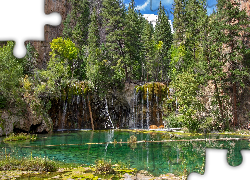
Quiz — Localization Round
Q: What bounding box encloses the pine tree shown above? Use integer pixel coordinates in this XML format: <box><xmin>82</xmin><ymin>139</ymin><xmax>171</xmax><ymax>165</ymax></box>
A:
<box><xmin>124</xmin><ymin>0</ymin><xmax>144</xmax><ymax>81</ymax></box>
<box><xmin>101</xmin><ymin>0</ymin><xmax>126</xmax><ymax>86</ymax></box>
<box><xmin>63</xmin><ymin>0</ymin><xmax>91</xmax><ymax>46</ymax></box>
<box><xmin>86</xmin><ymin>7</ymin><xmax>110</xmax><ymax>95</ymax></box>
<box><xmin>172</xmin><ymin>0</ymin><xmax>186</xmax><ymax>45</ymax></box>
<box><xmin>212</xmin><ymin>0</ymin><xmax>250</xmax><ymax>128</ymax></box>
<box><xmin>154</xmin><ymin>1</ymin><xmax>173</xmax><ymax>81</ymax></box>
<box><xmin>141</xmin><ymin>20</ymin><xmax>155</xmax><ymax>82</ymax></box>
<box><xmin>88</xmin><ymin>8</ymin><xmax>100</xmax><ymax>55</ymax></box>
<box><xmin>62</xmin><ymin>0</ymin><xmax>91</xmax><ymax>80</ymax></box>
<box><xmin>170</xmin><ymin>0</ymin><xmax>209</xmax><ymax>132</ymax></box>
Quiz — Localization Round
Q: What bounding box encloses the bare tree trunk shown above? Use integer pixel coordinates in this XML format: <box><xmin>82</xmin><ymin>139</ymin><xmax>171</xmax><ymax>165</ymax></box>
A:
<box><xmin>87</xmin><ymin>95</ymin><xmax>94</xmax><ymax>130</ymax></box>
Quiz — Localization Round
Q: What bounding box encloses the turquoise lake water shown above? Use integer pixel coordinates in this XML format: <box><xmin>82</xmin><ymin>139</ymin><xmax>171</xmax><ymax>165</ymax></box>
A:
<box><xmin>0</xmin><ymin>130</ymin><xmax>249</xmax><ymax>176</ymax></box>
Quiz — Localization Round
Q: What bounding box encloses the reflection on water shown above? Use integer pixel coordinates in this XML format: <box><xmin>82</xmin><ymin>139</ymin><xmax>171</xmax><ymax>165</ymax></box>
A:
<box><xmin>0</xmin><ymin>130</ymin><xmax>249</xmax><ymax>176</ymax></box>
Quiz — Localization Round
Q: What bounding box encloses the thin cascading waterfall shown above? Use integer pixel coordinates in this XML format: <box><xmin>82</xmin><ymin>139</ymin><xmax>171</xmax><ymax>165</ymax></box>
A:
<box><xmin>82</xmin><ymin>96</ymin><xmax>85</xmax><ymax>120</ymax></box>
<box><xmin>73</xmin><ymin>95</ymin><xmax>80</xmax><ymax>129</ymax></box>
<box><xmin>146</xmin><ymin>88</ymin><xmax>149</xmax><ymax>129</ymax></box>
<box><xmin>130</xmin><ymin>90</ymin><xmax>135</xmax><ymax>128</ymax></box>
<box><xmin>135</xmin><ymin>88</ymin><xmax>138</xmax><ymax>128</ymax></box>
<box><xmin>156</xmin><ymin>95</ymin><xmax>159</xmax><ymax>124</ymax></box>
<box><xmin>62</xmin><ymin>100</ymin><xmax>67</xmax><ymax>129</ymax></box>
<box><xmin>105</xmin><ymin>97</ymin><xmax>114</xmax><ymax>129</ymax></box>
<box><xmin>131</xmin><ymin>89</ymin><xmax>137</xmax><ymax>128</ymax></box>
<box><xmin>77</xmin><ymin>95</ymin><xmax>80</xmax><ymax>105</ymax></box>
<box><xmin>71</xmin><ymin>95</ymin><xmax>75</xmax><ymax>105</ymax></box>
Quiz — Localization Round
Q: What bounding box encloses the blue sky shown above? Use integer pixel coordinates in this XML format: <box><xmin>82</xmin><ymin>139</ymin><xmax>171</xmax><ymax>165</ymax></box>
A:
<box><xmin>124</xmin><ymin>0</ymin><xmax>218</xmax><ymax>20</ymax></box>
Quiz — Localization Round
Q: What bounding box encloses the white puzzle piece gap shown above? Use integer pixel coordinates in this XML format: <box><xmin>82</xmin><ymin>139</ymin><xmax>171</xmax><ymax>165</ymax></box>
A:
<box><xmin>188</xmin><ymin>148</ymin><xmax>249</xmax><ymax>180</ymax></box>
<box><xmin>0</xmin><ymin>0</ymin><xmax>61</xmax><ymax>58</ymax></box>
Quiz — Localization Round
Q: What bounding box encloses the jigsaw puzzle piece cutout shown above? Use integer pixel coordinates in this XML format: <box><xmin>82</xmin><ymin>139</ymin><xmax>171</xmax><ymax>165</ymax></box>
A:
<box><xmin>227</xmin><ymin>144</ymin><xmax>243</xmax><ymax>167</ymax></box>
<box><xmin>0</xmin><ymin>0</ymin><xmax>61</xmax><ymax>58</ymax></box>
<box><xmin>188</xmin><ymin>148</ymin><xmax>249</xmax><ymax>180</ymax></box>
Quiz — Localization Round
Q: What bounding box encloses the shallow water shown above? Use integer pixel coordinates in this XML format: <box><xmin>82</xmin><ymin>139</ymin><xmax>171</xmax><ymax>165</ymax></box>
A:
<box><xmin>0</xmin><ymin>130</ymin><xmax>249</xmax><ymax>176</ymax></box>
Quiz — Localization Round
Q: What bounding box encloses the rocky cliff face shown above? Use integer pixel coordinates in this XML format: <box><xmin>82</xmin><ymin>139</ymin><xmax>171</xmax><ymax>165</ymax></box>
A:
<box><xmin>0</xmin><ymin>107</ymin><xmax>53</xmax><ymax>136</ymax></box>
<box><xmin>30</xmin><ymin>0</ymin><xmax>70</xmax><ymax>69</ymax></box>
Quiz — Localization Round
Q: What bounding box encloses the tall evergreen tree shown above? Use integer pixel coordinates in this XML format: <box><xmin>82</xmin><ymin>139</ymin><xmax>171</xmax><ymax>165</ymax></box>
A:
<box><xmin>62</xmin><ymin>0</ymin><xmax>91</xmax><ymax>80</ymax></box>
<box><xmin>124</xmin><ymin>0</ymin><xmax>144</xmax><ymax>81</ymax></box>
<box><xmin>154</xmin><ymin>1</ymin><xmax>173</xmax><ymax>81</ymax></box>
<box><xmin>213</xmin><ymin>0</ymin><xmax>250</xmax><ymax>128</ymax></box>
<box><xmin>63</xmin><ymin>0</ymin><xmax>90</xmax><ymax>46</ymax></box>
<box><xmin>141</xmin><ymin>20</ymin><xmax>155</xmax><ymax>82</ymax></box>
<box><xmin>172</xmin><ymin>0</ymin><xmax>186</xmax><ymax>45</ymax></box>
<box><xmin>170</xmin><ymin>0</ymin><xmax>209</xmax><ymax>132</ymax></box>
<box><xmin>101</xmin><ymin>0</ymin><xmax>126</xmax><ymax>87</ymax></box>
<box><xmin>86</xmin><ymin>7</ymin><xmax>112</xmax><ymax>95</ymax></box>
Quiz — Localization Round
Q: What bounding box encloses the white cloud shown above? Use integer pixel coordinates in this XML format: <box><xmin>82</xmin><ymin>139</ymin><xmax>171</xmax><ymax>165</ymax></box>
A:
<box><xmin>135</xmin><ymin>0</ymin><xmax>150</xmax><ymax>11</ymax></box>
<box><xmin>161</xmin><ymin>0</ymin><xmax>174</xmax><ymax>6</ymax></box>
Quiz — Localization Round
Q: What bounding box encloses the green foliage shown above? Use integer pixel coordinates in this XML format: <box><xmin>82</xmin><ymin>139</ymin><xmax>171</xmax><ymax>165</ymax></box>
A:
<box><xmin>50</xmin><ymin>37</ymin><xmax>79</xmax><ymax>61</ymax></box>
<box><xmin>62</xmin><ymin>0</ymin><xmax>90</xmax><ymax>80</ymax></box>
<box><xmin>124</xmin><ymin>0</ymin><xmax>144</xmax><ymax>80</ymax></box>
<box><xmin>163</xmin><ymin>113</ymin><xmax>183</xmax><ymax>128</ymax></box>
<box><xmin>63</xmin><ymin>0</ymin><xmax>90</xmax><ymax>46</ymax></box>
<box><xmin>141</xmin><ymin>21</ymin><xmax>155</xmax><ymax>82</ymax></box>
<box><xmin>3</xmin><ymin>133</ymin><xmax>37</xmax><ymax>142</ymax></box>
<box><xmin>36</xmin><ymin>37</ymin><xmax>79</xmax><ymax>97</ymax></box>
<box><xmin>95</xmin><ymin>159</ymin><xmax>115</xmax><ymax>174</ymax></box>
<box><xmin>127</xmin><ymin>135</ymin><xmax>137</xmax><ymax>143</ymax></box>
<box><xmin>170</xmin><ymin>0</ymin><xmax>250</xmax><ymax>132</ymax></box>
<box><xmin>0</xmin><ymin>42</ymin><xmax>24</xmax><ymax>107</ymax></box>
<box><xmin>86</xmin><ymin>0</ymin><xmax>127</xmax><ymax>94</ymax></box>
<box><xmin>23</xmin><ymin>42</ymin><xmax>38</xmax><ymax>75</ymax></box>
<box><xmin>154</xmin><ymin>1</ymin><xmax>173</xmax><ymax>81</ymax></box>
<box><xmin>170</xmin><ymin>0</ymin><xmax>210</xmax><ymax>132</ymax></box>
<box><xmin>0</xmin><ymin>95</ymin><xmax>7</xmax><ymax>109</ymax></box>
<box><xmin>198</xmin><ymin>117</ymin><xmax>216</xmax><ymax>133</ymax></box>
<box><xmin>0</xmin><ymin>155</ymin><xmax>58</xmax><ymax>172</ymax></box>
<box><xmin>172</xmin><ymin>0</ymin><xmax>186</xmax><ymax>44</ymax></box>
<box><xmin>101</xmin><ymin>0</ymin><xmax>126</xmax><ymax>84</ymax></box>
<box><xmin>86</xmin><ymin>8</ymin><xmax>120</xmax><ymax>95</ymax></box>
<box><xmin>243</xmin><ymin>48</ymin><xmax>250</xmax><ymax>69</ymax></box>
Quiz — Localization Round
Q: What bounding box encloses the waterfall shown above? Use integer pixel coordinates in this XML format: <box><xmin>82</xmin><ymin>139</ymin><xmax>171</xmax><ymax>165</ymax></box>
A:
<box><xmin>62</xmin><ymin>100</ymin><xmax>67</xmax><ymax>129</ymax></box>
<box><xmin>135</xmin><ymin>89</ymin><xmax>138</xmax><ymax>128</ymax></box>
<box><xmin>133</xmin><ymin>89</ymin><xmax>138</xmax><ymax>128</ymax></box>
<box><xmin>146</xmin><ymin>88</ymin><xmax>149</xmax><ymax>129</ymax></box>
<box><xmin>131</xmin><ymin>92</ymin><xmax>134</xmax><ymax>128</ymax></box>
<box><xmin>156</xmin><ymin>95</ymin><xmax>159</xmax><ymax>124</ymax></box>
<box><xmin>71</xmin><ymin>95</ymin><xmax>75</xmax><ymax>105</ymax></box>
<box><xmin>82</xmin><ymin>96</ymin><xmax>85</xmax><ymax>120</ymax></box>
<box><xmin>77</xmin><ymin>95</ymin><xmax>80</xmax><ymax>105</ymax></box>
<box><xmin>105</xmin><ymin>97</ymin><xmax>114</xmax><ymax>129</ymax></box>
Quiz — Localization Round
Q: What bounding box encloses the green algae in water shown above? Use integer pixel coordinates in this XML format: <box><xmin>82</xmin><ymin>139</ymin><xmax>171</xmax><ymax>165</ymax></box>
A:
<box><xmin>0</xmin><ymin>130</ymin><xmax>249</xmax><ymax>176</ymax></box>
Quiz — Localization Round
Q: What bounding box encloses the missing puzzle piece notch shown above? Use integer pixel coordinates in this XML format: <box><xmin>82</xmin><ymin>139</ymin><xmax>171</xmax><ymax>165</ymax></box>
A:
<box><xmin>188</xmin><ymin>148</ymin><xmax>249</xmax><ymax>180</ymax></box>
<box><xmin>0</xmin><ymin>0</ymin><xmax>61</xmax><ymax>58</ymax></box>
